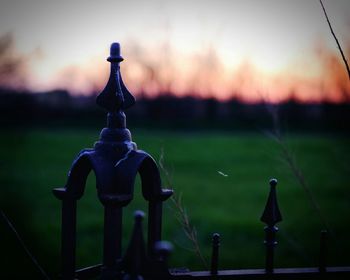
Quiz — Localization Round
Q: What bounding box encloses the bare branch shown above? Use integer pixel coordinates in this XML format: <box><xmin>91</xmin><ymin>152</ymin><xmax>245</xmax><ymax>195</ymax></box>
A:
<box><xmin>319</xmin><ymin>0</ymin><xmax>350</xmax><ymax>80</ymax></box>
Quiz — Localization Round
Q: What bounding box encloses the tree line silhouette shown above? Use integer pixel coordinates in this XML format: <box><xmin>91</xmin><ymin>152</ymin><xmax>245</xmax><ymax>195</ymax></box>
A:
<box><xmin>1</xmin><ymin>88</ymin><xmax>350</xmax><ymax>133</ymax></box>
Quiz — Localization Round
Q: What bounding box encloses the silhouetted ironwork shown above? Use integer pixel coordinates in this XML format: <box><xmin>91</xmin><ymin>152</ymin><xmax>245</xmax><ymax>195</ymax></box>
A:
<box><xmin>53</xmin><ymin>42</ymin><xmax>172</xmax><ymax>280</ymax></box>
<box><xmin>210</xmin><ymin>233</ymin><xmax>220</xmax><ymax>275</ymax></box>
<box><xmin>53</xmin><ymin>43</ymin><xmax>350</xmax><ymax>280</ymax></box>
<box><xmin>122</xmin><ymin>211</ymin><xmax>173</xmax><ymax>280</ymax></box>
<box><xmin>260</xmin><ymin>178</ymin><xmax>282</xmax><ymax>273</ymax></box>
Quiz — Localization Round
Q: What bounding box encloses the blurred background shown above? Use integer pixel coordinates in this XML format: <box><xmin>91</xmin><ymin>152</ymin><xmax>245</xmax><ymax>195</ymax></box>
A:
<box><xmin>0</xmin><ymin>0</ymin><xmax>349</xmax><ymax>278</ymax></box>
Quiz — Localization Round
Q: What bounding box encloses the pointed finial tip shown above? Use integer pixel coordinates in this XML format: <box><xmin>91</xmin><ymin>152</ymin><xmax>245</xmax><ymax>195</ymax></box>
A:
<box><xmin>212</xmin><ymin>233</ymin><xmax>220</xmax><ymax>246</ymax></box>
<box><xmin>107</xmin><ymin>42</ymin><xmax>124</xmax><ymax>62</ymax></box>
<box><xmin>269</xmin><ymin>178</ymin><xmax>278</xmax><ymax>187</ymax></box>
<box><xmin>134</xmin><ymin>210</ymin><xmax>145</xmax><ymax>221</ymax></box>
<box><xmin>212</xmin><ymin>233</ymin><xmax>220</xmax><ymax>241</ymax></box>
<box><xmin>155</xmin><ymin>241</ymin><xmax>173</xmax><ymax>253</ymax></box>
<box><xmin>261</xmin><ymin>178</ymin><xmax>282</xmax><ymax>225</ymax></box>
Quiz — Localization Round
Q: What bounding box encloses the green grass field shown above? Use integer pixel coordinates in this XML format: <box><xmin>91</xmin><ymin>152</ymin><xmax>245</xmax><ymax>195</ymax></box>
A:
<box><xmin>0</xmin><ymin>128</ymin><xmax>349</xmax><ymax>278</ymax></box>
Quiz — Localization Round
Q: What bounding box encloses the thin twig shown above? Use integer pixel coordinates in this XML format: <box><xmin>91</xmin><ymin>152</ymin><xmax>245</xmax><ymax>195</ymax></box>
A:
<box><xmin>0</xmin><ymin>210</ymin><xmax>50</xmax><ymax>280</ymax></box>
<box><xmin>264</xmin><ymin>103</ymin><xmax>330</xmax><ymax>232</ymax></box>
<box><xmin>270</xmin><ymin>133</ymin><xmax>330</xmax><ymax>232</ymax></box>
<box><xmin>159</xmin><ymin>149</ymin><xmax>208</xmax><ymax>269</ymax></box>
<box><xmin>319</xmin><ymin>0</ymin><xmax>350</xmax><ymax>80</ymax></box>
<box><xmin>169</xmin><ymin>194</ymin><xmax>208</xmax><ymax>269</ymax></box>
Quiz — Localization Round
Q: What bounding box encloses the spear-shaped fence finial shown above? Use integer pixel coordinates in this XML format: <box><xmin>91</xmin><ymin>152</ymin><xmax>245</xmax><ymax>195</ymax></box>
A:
<box><xmin>260</xmin><ymin>178</ymin><xmax>282</xmax><ymax>273</ymax></box>
<box><xmin>261</xmin><ymin>179</ymin><xmax>282</xmax><ymax>226</ymax></box>
<box><xmin>122</xmin><ymin>211</ymin><xmax>147</xmax><ymax>280</ymax></box>
<box><xmin>96</xmin><ymin>42</ymin><xmax>135</xmax><ymax>128</ymax></box>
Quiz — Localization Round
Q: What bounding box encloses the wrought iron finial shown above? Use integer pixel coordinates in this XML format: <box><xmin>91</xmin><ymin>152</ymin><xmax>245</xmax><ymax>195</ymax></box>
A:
<box><xmin>107</xmin><ymin>42</ymin><xmax>124</xmax><ymax>63</ymax></box>
<box><xmin>154</xmin><ymin>241</ymin><xmax>173</xmax><ymax>262</ymax></box>
<box><xmin>54</xmin><ymin>43</ymin><xmax>173</xmax><ymax>279</ymax></box>
<box><xmin>153</xmin><ymin>241</ymin><xmax>173</xmax><ymax>277</ymax></box>
<box><xmin>261</xmin><ymin>178</ymin><xmax>282</xmax><ymax>274</ymax></box>
<box><xmin>96</xmin><ymin>42</ymin><xmax>135</xmax><ymax>113</ymax></box>
<box><xmin>122</xmin><ymin>211</ymin><xmax>146</xmax><ymax>280</ymax></box>
<box><xmin>260</xmin><ymin>179</ymin><xmax>282</xmax><ymax>226</ymax></box>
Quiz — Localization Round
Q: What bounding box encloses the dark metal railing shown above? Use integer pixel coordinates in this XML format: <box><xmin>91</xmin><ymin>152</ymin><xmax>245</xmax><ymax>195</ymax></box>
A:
<box><xmin>53</xmin><ymin>42</ymin><xmax>350</xmax><ymax>280</ymax></box>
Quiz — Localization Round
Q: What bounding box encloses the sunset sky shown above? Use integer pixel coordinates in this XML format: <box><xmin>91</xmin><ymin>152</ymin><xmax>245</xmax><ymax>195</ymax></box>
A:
<box><xmin>0</xmin><ymin>0</ymin><xmax>349</xmax><ymax>102</ymax></box>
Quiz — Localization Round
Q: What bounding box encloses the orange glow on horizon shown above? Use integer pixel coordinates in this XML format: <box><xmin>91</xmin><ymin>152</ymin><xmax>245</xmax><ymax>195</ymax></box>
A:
<box><xmin>41</xmin><ymin>40</ymin><xmax>349</xmax><ymax>104</ymax></box>
<box><xmin>1</xmin><ymin>36</ymin><xmax>349</xmax><ymax>103</ymax></box>
<box><xmin>1</xmin><ymin>0</ymin><xmax>349</xmax><ymax>103</ymax></box>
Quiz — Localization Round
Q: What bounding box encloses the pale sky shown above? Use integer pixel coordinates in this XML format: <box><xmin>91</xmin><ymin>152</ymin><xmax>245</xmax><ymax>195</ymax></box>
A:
<box><xmin>0</xmin><ymin>0</ymin><xmax>349</xmax><ymax>102</ymax></box>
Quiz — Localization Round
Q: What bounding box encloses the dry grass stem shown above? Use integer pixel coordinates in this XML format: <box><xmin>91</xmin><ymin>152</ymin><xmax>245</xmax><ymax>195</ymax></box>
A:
<box><xmin>265</xmin><ymin>104</ymin><xmax>330</xmax><ymax>232</ymax></box>
<box><xmin>270</xmin><ymin>132</ymin><xmax>330</xmax><ymax>232</ymax></box>
<box><xmin>159</xmin><ymin>148</ymin><xmax>208</xmax><ymax>269</ymax></box>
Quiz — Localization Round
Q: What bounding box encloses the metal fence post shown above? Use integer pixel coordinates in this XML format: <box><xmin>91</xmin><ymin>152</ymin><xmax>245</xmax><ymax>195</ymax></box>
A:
<box><xmin>53</xmin><ymin>188</ymin><xmax>77</xmax><ymax>280</ymax></box>
<box><xmin>210</xmin><ymin>233</ymin><xmax>220</xmax><ymax>275</ymax></box>
<box><xmin>148</xmin><ymin>201</ymin><xmax>163</xmax><ymax>257</ymax></box>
